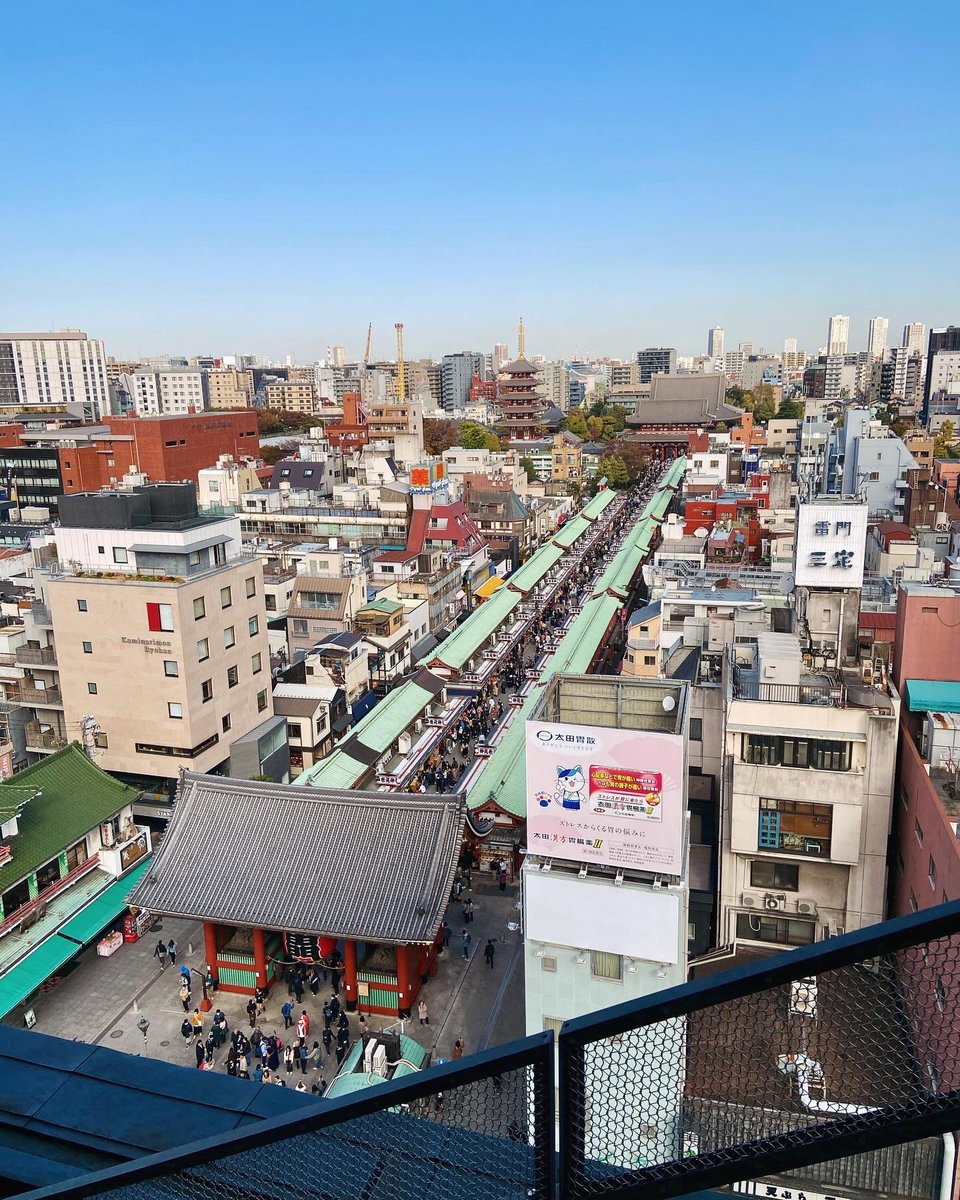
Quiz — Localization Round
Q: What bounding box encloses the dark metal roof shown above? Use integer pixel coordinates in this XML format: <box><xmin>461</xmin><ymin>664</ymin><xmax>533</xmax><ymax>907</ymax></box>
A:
<box><xmin>130</xmin><ymin>773</ymin><xmax>466</xmax><ymax>945</ymax></box>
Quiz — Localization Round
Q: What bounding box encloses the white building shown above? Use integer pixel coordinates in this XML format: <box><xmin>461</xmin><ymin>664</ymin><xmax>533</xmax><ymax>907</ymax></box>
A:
<box><xmin>902</xmin><ymin>322</ymin><xmax>926</xmax><ymax>354</ymax></box>
<box><xmin>707</xmin><ymin>326</ymin><xmax>724</xmax><ymax>359</ymax></box>
<box><xmin>866</xmin><ymin>316</ymin><xmax>888</xmax><ymax>359</ymax></box>
<box><xmin>0</xmin><ymin>330</ymin><xmax>110</xmax><ymax>420</ymax></box>
<box><xmin>493</xmin><ymin>343</ymin><xmax>509</xmax><ymax>371</ymax></box>
<box><xmin>827</xmin><ymin>314</ymin><xmax>850</xmax><ymax>356</ymax></box>
<box><xmin>197</xmin><ymin>455</ymin><xmax>263</xmax><ymax>509</ymax></box>
<box><xmin>122</xmin><ymin>367</ymin><xmax>204</xmax><ymax>416</ymax></box>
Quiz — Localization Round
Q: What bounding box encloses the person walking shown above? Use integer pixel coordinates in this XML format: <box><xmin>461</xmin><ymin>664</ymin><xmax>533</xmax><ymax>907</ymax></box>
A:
<box><xmin>418</xmin><ymin>999</ymin><xmax>429</xmax><ymax>1026</ymax></box>
<box><xmin>281</xmin><ymin>1000</ymin><xmax>294</xmax><ymax>1029</ymax></box>
<box><xmin>167</xmin><ymin>938</ymin><xmax>178</xmax><ymax>966</ymax></box>
<box><xmin>322</xmin><ymin>1026</ymin><xmax>333</xmax><ymax>1057</ymax></box>
<box><xmin>442</xmin><ymin>921</ymin><xmax>451</xmax><ymax>949</ymax></box>
<box><xmin>300</xmin><ymin>1010</ymin><xmax>311</xmax><ymax>1037</ymax></box>
<box><xmin>484</xmin><ymin>939</ymin><xmax>496</xmax><ymax>969</ymax></box>
<box><xmin>461</xmin><ymin>930</ymin><xmax>471</xmax><ymax>960</ymax></box>
<box><xmin>308</xmin><ymin>1040</ymin><xmax>322</xmax><ymax>1070</ymax></box>
<box><xmin>179</xmin><ymin>981</ymin><xmax>191</xmax><ymax>1012</ymax></box>
<box><xmin>323</xmin><ymin>1000</ymin><xmax>333</xmax><ymax>1030</ymax></box>
<box><xmin>283</xmin><ymin>1044</ymin><xmax>295</xmax><ymax>1074</ymax></box>
<box><xmin>180</xmin><ymin>1017</ymin><xmax>192</xmax><ymax>1048</ymax></box>
<box><xmin>190</xmin><ymin>1008</ymin><xmax>203</xmax><ymax>1038</ymax></box>
<box><xmin>246</xmin><ymin>997</ymin><xmax>258</xmax><ymax>1028</ymax></box>
<box><xmin>498</xmin><ymin>864</ymin><xmax>508</xmax><ymax>892</ymax></box>
<box><xmin>462</xmin><ymin>897</ymin><xmax>474</xmax><ymax>924</ymax></box>
<box><xmin>452</xmin><ymin>1038</ymin><xmax>464</xmax><ymax>1060</ymax></box>
<box><xmin>153</xmin><ymin>938</ymin><xmax>168</xmax><ymax>970</ymax></box>
<box><xmin>195</xmin><ymin>1038</ymin><xmax>205</xmax><ymax>1069</ymax></box>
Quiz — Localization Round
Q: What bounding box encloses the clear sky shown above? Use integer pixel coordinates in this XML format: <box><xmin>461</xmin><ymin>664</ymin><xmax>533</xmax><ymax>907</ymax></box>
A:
<box><xmin>2</xmin><ymin>0</ymin><xmax>957</xmax><ymax>363</ymax></box>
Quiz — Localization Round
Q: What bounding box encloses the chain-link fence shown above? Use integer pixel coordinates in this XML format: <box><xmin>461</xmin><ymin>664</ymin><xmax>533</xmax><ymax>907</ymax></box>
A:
<box><xmin>559</xmin><ymin>902</ymin><xmax>960</xmax><ymax>1200</ymax></box>
<box><xmin>34</xmin><ymin>1033</ymin><xmax>554</xmax><ymax>1200</ymax></box>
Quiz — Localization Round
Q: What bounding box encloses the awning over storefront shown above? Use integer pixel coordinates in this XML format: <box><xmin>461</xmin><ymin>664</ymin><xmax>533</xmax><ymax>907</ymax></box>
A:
<box><xmin>58</xmin><ymin>859</ymin><xmax>151</xmax><ymax>946</ymax></box>
<box><xmin>474</xmin><ymin>574</ymin><xmax>504</xmax><ymax>600</ymax></box>
<box><xmin>905</xmin><ymin>679</ymin><xmax>960</xmax><ymax>713</ymax></box>
<box><xmin>0</xmin><ymin>935</ymin><xmax>77</xmax><ymax>1018</ymax></box>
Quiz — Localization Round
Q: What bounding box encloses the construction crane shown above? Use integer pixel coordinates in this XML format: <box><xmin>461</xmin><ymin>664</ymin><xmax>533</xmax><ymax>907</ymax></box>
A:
<box><xmin>395</xmin><ymin>322</ymin><xmax>406</xmax><ymax>402</ymax></box>
<box><xmin>363</xmin><ymin>323</ymin><xmax>372</xmax><ymax>365</ymax></box>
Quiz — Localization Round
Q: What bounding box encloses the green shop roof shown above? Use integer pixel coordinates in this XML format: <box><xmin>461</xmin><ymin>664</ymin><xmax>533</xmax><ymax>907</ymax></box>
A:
<box><xmin>0</xmin><ymin>744</ymin><xmax>139</xmax><ymax>895</ymax></box>
<box><xmin>358</xmin><ymin>598</ymin><xmax>404</xmax><ymax>617</ymax></box>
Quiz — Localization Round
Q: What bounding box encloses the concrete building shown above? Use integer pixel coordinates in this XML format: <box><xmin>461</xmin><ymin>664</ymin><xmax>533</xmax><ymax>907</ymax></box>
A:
<box><xmin>635</xmin><ymin>347</ymin><xmax>676</xmax><ymax>383</ymax></box>
<box><xmin>493</xmin><ymin>343</ymin><xmax>509</xmax><ymax>371</ymax></box>
<box><xmin>286</xmin><ymin>571</ymin><xmax>368</xmax><ymax>661</ymax></box>
<box><xmin>0</xmin><ymin>330</ymin><xmax>110</xmax><ymax>421</ymax></box>
<box><xmin>720</xmin><ymin>630</ymin><xmax>899</xmax><ymax>948</ymax></box>
<box><xmin>263</xmin><ymin>379</ymin><xmax>317</xmax><ymax>415</ymax></box>
<box><xmin>723</xmin><ymin>350</ymin><xmax>745</xmax><ymax>382</ymax></box>
<box><xmin>271</xmin><ymin>681</ymin><xmax>347</xmax><ymax>771</ymax></box>
<box><xmin>26</xmin><ymin>483</ymin><xmax>280</xmax><ymax>786</ymax></box>
<box><xmin>838</xmin><ymin>409</ymin><xmax>918</xmax><ymax>517</ymax></box>
<box><xmin>890</xmin><ymin>346</ymin><xmax>925</xmax><ymax>408</ymax></box>
<box><xmin>204</xmin><ymin>367</ymin><xmax>255</xmax><ymax>409</ymax></box>
<box><xmin>122</xmin><ymin>368</ymin><xmax>204</xmax><ymax>417</ymax></box>
<box><xmin>440</xmin><ymin>352</ymin><xmax>482</xmax><ymax>412</ymax></box>
<box><xmin>827</xmin><ymin>314</ymin><xmax>850</xmax><ymax>356</ymax></box>
<box><xmin>867</xmin><ymin>316</ymin><xmax>889</xmax><ymax>359</ymax></box>
<box><xmin>197</xmin><ymin>455</ymin><xmax>263</xmax><ymax>510</ymax></box>
<box><xmin>924</xmin><ymin>326</ymin><xmax>960</xmax><ymax>420</ymax></box>
<box><xmin>903</xmin><ymin>322</ymin><xmax>926</xmax><ymax>354</ymax></box>
<box><xmin>707</xmin><ymin>327</ymin><xmax>724</xmax><ymax>359</ymax></box>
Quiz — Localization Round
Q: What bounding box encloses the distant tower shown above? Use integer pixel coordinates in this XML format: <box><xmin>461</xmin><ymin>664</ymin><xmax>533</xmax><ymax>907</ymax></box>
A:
<box><xmin>867</xmin><ymin>316</ymin><xmax>889</xmax><ymax>359</ymax></box>
<box><xmin>827</xmin><ymin>315</ymin><xmax>850</xmax><ymax>356</ymax></box>
<box><xmin>707</xmin><ymin>326</ymin><xmax>724</xmax><ymax>359</ymax></box>
<box><xmin>783</xmin><ymin>337</ymin><xmax>798</xmax><ymax>355</ymax></box>
<box><xmin>903</xmin><ymin>322</ymin><xmax>926</xmax><ymax>353</ymax></box>
<box><xmin>493</xmin><ymin>343</ymin><xmax>509</xmax><ymax>371</ymax></box>
<box><xmin>517</xmin><ymin>317</ymin><xmax>526</xmax><ymax>359</ymax></box>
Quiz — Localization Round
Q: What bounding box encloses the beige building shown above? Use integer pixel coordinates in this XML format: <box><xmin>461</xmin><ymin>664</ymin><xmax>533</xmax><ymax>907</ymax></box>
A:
<box><xmin>550</xmin><ymin>432</ymin><xmax>583</xmax><ymax>485</ymax></box>
<box><xmin>263</xmin><ymin>380</ymin><xmax>317</xmax><ymax>414</ymax></box>
<box><xmin>621</xmin><ymin>600</ymin><xmax>662</xmax><ymax>677</ymax></box>
<box><xmin>26</xmin><ymin>484</ymin><xmax>279</xmax><ymax>783</ymax></box>
<box><xmin>204</xmin><ymin>367</ymin><xmax>255</xmax><ymax>409</ymax></box>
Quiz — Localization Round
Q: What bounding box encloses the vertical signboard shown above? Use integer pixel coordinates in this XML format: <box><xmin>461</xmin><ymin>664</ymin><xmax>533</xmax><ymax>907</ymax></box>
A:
<box><xmin>794</xmin><ymin>503</ymin><xmax>868</xmax><ymax>588</ymax></box>
<box><xmin>525</xmin><ymin>720</ymin><xmax>685</xmax><ymax>873</ymax></box>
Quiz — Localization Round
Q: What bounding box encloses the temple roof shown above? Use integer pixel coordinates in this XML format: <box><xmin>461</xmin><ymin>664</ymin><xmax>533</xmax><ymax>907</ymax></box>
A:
<box><xmin>130</xmin><ymin>773</ymin><xmax>466</xmax><ymax>945</ymax></box>
<box><xmin>500</xmin><ymin>356</ymin><xmax>540</xmax><ymax>375</ymax></box>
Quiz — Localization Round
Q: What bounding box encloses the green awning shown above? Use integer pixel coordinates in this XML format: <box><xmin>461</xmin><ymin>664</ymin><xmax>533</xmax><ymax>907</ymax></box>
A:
<box><xmin>58</xmin><ymin>859</ymin><xmax>152</xmax><ymax>946</ymax></box>
<box><xmin>905</xmin><ymin>679</ymin><xmax>960</xmax><ymax>713</ymax></box>
<box><xmin>0</xmin><ymin>934</ymin><xmax>78</xmax><ymax>1017</ymax></box>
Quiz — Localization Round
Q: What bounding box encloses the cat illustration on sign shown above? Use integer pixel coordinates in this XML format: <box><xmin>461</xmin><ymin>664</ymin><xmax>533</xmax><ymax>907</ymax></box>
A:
<box><xmin>552</xmin><ymin>765</ymin><xmax>586</xmax><ymax>810</ymax></box>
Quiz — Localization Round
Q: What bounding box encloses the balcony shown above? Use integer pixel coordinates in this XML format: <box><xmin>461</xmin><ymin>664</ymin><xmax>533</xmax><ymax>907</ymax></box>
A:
<box><xmin>22</xmin><ymin>685</ymin><xmax>62</xmax><ymax>706</ymax></box>
<box><xmin>24</xmin><ymin>721</ymin><xmax>67</xmax><ymax>752</ymax></box>
<box><xmin>732</xmin><ymin>675</ymin><xmax>847</xmax><ymax>707</ymax></box>
<box><xmin>31</xmin><ymin>600</ymin><xmax>52</xmax><ymax>626</ymax></box>
<box><xmin>16</xmin><ymin>645</ymin><xmax>57</xmax><ymax>667</ymax></box>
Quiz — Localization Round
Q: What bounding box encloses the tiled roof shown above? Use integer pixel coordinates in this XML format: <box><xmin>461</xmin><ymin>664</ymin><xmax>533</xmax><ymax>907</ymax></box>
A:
<box><xmin>0</xmin><ymin>745</ymin><xmax>139</xmax><ymax>894</ymax></box>
<box><xmin>130</xmin><ymin>774</ymin><xmax>465</xmax><ymax>944</ymax></box>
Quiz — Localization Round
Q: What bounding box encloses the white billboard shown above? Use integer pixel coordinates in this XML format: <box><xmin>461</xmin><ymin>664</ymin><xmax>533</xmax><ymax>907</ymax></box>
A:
<box><xmin>794</xmin><ymin>502</ymin><xmax>868</xmax><ymax>588</ymax></box>
<box><xmin>525</xmin><ymin>719</ymin><xmax>685</xmax><ymax>874</ymax></box>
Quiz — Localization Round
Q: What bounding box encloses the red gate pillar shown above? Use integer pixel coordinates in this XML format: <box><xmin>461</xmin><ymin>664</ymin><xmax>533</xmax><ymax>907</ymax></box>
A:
<box><xmin>343</xmin><ymin>938</ymin><xmax>358</xmax><ymax>1010</ymax></box>
<box><xmin>396</xmin><ymin>944</ymin><xmax>412</xmax><ymax>1016</ymax></box>
<box><xmin>252</xmin><ymin>927</ymin><xmax>268</xmax><ymax>989</ymax></box>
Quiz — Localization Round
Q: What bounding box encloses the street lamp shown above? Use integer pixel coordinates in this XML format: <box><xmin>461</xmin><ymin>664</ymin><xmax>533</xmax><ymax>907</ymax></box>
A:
<box><xmin>137</xmin><ymin>1015</ymin><xmax>150</xmax><ymax>1054</ymax></box>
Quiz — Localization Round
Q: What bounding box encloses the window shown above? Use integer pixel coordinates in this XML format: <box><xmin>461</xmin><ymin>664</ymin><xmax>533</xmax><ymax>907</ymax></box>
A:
<box><xmin>909</xmin><ymin>890</ymin><xmax>918</xmax><ymax>913</ymax></box>
<box><xmin>257</xmin><ymin>688</ymin><xmax>268</xmax><ymax>712</ymax></box>
<box><xmin>741</xmin><ymin>733</ymin><xmax>851</xmax><ymax>772</ymax></box>
<box><xmin>227</xmin><ymin>665</ymin><xmax>238</xmax><ymax>688</ymax></box>
<box><xmin>288</xmin><ymin>722</ymin><xmax>302</xmax><ymax>739</ymax></box>
<box><xmin>245</xmin><ymin>576</ymin><xmax>257</xmax><ymax>598</ymax></box>
<box><xmin>77</xmin><ymin>599</ymin><xmax>87</xmax><ymax>612</ymax></box>
<box><xmin>36</xmin><ymin>858</ymin><xmax>63</xmax><ymax>891</ymax></box>
<box><xmin>929</xmin><ymin>856</ymin><xmax>938</xmax><ymax>890</ymax></box>
<box><xmin>591</xmin><ymin>951</ymin><xmax>622</xmax><ymax>982</ymax></box>
<box><xmin>265</xmin><ymin>595</ymin><xmax>277</xmax><ymax>612</ymax></box>
<box><xmin>197</xmin><ymin>637</ymin><xmax>209</xmax><ymax>662</ymax></box>
<box><xmin>163</xmin><ymin>660</ymin><xmax>179</xmax><ymax>677</ymax></box>
<box><xmin>251</xmin><ymin>652</ymin><xmax>262</xmax><ymax>675</ymax></box>
<box><xmin>248</xmin><ymin>616</ymin><xmax>259</xmax><ymax>636</ymax></box>
<box><xmin>168</xmin><ymin>702</ymin><xmax>183</xmax><ymax>719</ymax></box>
<box><xmin>112</xmin><ymin>546</ymin><xmax>128</xmax><ymax>564</ymax></box>
<box><xmin>220</xmin><ymin>586</ymin><xmax>232</xmax><ymax>609</ymax></box>
<box><xmin>201</xmin><ymin>679</ymin><xmax>213</xmax><ymax>703</ymax></box>
<box><xmin>224</xmin><ymin>626</ymin><xmax>236</xmax><ymax>649</ymax></box>
<box><xmin>222</xmin><ymin>714</ymin><xmax>231</xmax><ymax>733</ymax></box>
<box><xmin>292</xmin><ymin>619</ymin><xmax>308</xmax><ymax>636</ymax></box>
<box><xmin>915</xmin><ymin>819</ymin><xmax>924</xmax><ymax>845</ymax></box>
<box><xmin>189</xmin><ymin>550</ymin><xmax>202</xmax><ymax>567</ymax></box>
<box><xmin>750</xmin><ymin>860</ymin><xmax>799</xmax><ymax>891</ymax></box>
<box><xmin>689</xmin><ymin>717</ymin><xmax>703</xmax><ymax>742</ymax></box>
<box><xmin>194</xmin><ymin>597</ymin><xmax>206</xmax><ymax>620</ymax></box>
<box><xmin>82</xmin><ymin>641</ymin><xmax>92</xmax><ymax>654</ymax></box>
<box><xmin>65</xmin><ymin>838</ymin><xmax>88</xmax><ymax>872</ymax></box>
<box><xmin>758</xmin><ymin>798</ymin><xmax>832</xmax><ymax>856</ymax></box>
<box><xmin>93</xmin><ymin>732</ymin><xmax>108</xmax><ymax>749</ymax></box>
<box><xmin>643</xmin><ymin>654</ymin><xmax>656</xmax><ymax>666</ymax></box>
<box><xmin>300</xmin><ymin>590</ymin><xmax>339</xmax><ymax>609</ymax></box>
<box><xmin>735</xmin><ymin>913</ymin><xmax>816</xmax><ymax>946</ymax></box>
<box><xmin>146</xmin><ymin>602</ymin><xmax>174</xmax><ymax>632</ymax></box>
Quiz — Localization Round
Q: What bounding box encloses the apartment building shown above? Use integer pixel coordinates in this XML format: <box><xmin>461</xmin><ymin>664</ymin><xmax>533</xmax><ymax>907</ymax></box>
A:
<box><xmin>0</xmin><ymin>330</ymin><xmax>110</xmax><ymax>420</ymax></box>
<box><xmin>263</xmin><ymin>380</ymin><xmax>317</xmax><ymax>414</ymax></box>
<box><xmin>204</xmin><ymin>367</ymin><xmax>255</xmax><ymax>409</ymax></box>
<box><xmin>25</xmin><ymin>484</ymin><xmax>281</xmax><ymax>785</ymax></box>
<box><xmin>121</xmin><ymin>368</ymin><xmax>204</xmax><ymax>416</ymax></box>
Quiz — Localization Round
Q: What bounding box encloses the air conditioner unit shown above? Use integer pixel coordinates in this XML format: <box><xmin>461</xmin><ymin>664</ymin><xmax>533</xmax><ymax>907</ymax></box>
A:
<box><xmin>797</xmin><ymin>898</ymin><xmax>818</xmax><ymax>916</ymax></box>
<box><xmin>764</xmin><ymin>893</ymin><xmax>786</xmax><ymax>911</ymax></box>
<box><xmin>741</xmin><ymin>893</ymin><xmax>760</xmax><ymax>909</ymax></box>
<box><xmin>371</xmin><ymin>1044</ymin><xmax>388</xmax><ymax>1078</ymax></box>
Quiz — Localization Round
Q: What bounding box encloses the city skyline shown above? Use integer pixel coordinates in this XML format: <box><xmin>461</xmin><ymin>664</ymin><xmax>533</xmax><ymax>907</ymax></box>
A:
<box><xmin>2</xmin><ymin>1</ymin><xmax>958</xmax><ymax>361</ymax></box>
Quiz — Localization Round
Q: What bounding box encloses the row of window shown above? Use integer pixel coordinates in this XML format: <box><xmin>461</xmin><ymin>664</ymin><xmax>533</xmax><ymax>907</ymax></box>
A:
<box><xmin>741</xmin><ymin>734</ymin><xmax>852</xmax><ymax>772</ymax></box>
<box><xmin>758</xmin><ymin>798</ymin><xmax>832</xmax><ymax>857</ymax></box>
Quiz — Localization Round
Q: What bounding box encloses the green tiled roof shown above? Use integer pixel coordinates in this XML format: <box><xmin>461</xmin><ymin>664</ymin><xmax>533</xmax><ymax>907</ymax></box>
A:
<box><xmin>0</xmin><ymin>786</ymin><xmax>39</xmax><ymax>824</ymax></box>
<box><xmin>433</xmin><ymin>586</ymin><xmax>521</xmax><ymax>671</ymax></box>
<box><xmin>553</xmin><ymin>515</ymin><xmax>590</xmax><ymax>548</ymax></box>
<box><xmin>0</xmin><ymin>744</ymin><xmax>139</xmax><ymax>895</ymax></box>
<box><xmin>359</xmin><ymin>598</ymin><xmax>404</xmax><ymax>616</ymax></box>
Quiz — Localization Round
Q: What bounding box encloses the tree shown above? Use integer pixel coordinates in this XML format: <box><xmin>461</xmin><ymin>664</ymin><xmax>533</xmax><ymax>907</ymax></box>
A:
<box><xmin>458</xmin><ymin>421</ymin><xmax>490</xmax><ymax>449</ymax></box>
<box><xmin>565</xmin><ymin>407</ymin><xmax>590</xmax><ymax>440</ymax></box>
<box><xmin>609</xmin><ymin>438</ymin><xmax>650</xmax><ymax>482</ymax></box>
<box><xmin>934</xmin><ymin>420</ymin><xmax>959</xmax><ymax>460</ymax></box>
<box><xmin>519</xmin><ymin>455</ymin><xmax>538</xmax><ymax>482</ymax></box>
<box><xmin>596</xmin><ymin>455</ymin><xmax>631</xmax><ymax>488</ymax></box>
<box><xmin>423</xmin><ymin>417</ymin><xmax>459</xmax><ymax>456</ymax></box>
<box><xmin>776</xmin><ymin>397</ymin><xmax>805</xmax><ymax>419</ymax></box>
<box><xmin>725</xmin><ymin>386</ymin><xmax>745</xmax><ymax>406</ymax></box>
<box><xmin>259</xmin><ymin>439</ymin><xmax>301</xmax><ymax>465</ymax></box>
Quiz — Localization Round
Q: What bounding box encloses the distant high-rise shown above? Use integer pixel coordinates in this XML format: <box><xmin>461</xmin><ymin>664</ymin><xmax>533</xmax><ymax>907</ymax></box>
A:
<box><xmin>440</xmin><ymin>351</ymin><xmax>482</xmax><ymax>411</ymax></box>
<box><xmin>923</xmin><ymin>326</ymin><xmax>960</xmax><ymax>417</ymax></box>
<box><xmin>328</xmin><ymin>345</ymin><xmax>346</xmax><ymax>368</ymax></box>
<box><xmin>493</xmin><ymin>343</ymin><xmax>509</xmax><ymax>372</ymax></box>
<box><xmin>867</xmin><ymin>317</ymin><xmax>889</xmax><ymax>359</ymax></box>
<box><xmin>738</xmin><ymin>342</ymin><xmax>756</xmax><ymax>357</ymax></box>
<box><xmin>903</xmin><ymin>323</ymin><xmax>926</xmax><ymax>354</ymax></box>
<box><xmin>783</xmin><ymin>337</ymin><xmax>798</xmax><ymax>355</ymax></box>
<box><xmin>0</xmin><ymin>329</ymin><xmax>110</xmax><ymax>420</ymax></box>
<box><xmin>707</xmin><ymin>327</ymin><xmax>724</xmax><ymax>359</ymax></box>
<box><xmin>636</xmin><ymin>347</ymin><xmax>676</xmax><ymax>384</ymax></box>
<box><xmin>827</xmin><ymin>315</ymin><xmax>850</xmax><ymax>356</ymax></box>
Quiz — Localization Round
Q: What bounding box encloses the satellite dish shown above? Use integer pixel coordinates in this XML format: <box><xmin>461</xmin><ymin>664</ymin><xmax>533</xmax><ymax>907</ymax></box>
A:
<box><xmin>662</xmin><ymin>695</ymin><xmax>676</xmax><ymax>712</ymax></box>
<box><xmin>779</xmin><ymin>573</ymin><xmax>796</xmax><ymax>595</ymax></box>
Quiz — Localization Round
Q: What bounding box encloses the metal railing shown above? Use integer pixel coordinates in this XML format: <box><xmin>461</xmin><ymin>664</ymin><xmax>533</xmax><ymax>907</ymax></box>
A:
<box><xmin>731</xmin><ymin>676</ymin><xmax>847</xmax><ymax>707</ymax></box>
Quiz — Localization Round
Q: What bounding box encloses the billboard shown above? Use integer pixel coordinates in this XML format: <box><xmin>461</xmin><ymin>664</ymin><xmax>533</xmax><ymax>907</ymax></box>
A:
<box><xmin>525</xmin><ymin>720</ymin><xmax>685</xmax><ymax>873</ymax></box>
<box><xmin>794</xmin><ymin>502</ymin><xmax>868</xmax><ymax>588</ymax></box>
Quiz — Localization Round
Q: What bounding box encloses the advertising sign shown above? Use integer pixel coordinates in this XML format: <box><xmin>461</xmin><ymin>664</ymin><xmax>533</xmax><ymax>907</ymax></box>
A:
<box><xmin>525</xmin><ymin>720</ymin><xmax>685</xmax><ymax>873</ymax></box>
<box><xmin>794</xmin><ymin>502</ymin><xmax>868</xmax><ymax>588</ymax></box>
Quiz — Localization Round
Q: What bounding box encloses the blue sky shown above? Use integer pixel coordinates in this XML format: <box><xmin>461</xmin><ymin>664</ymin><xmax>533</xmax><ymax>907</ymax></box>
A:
<box><xmin>2</xmin><ymin>1</ymin><xmax>957</xmax><ymax>362</ymax></box>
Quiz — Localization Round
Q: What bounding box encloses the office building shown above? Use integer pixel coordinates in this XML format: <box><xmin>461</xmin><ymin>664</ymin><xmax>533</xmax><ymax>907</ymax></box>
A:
<box><xmin>327</xmin><ymin>346</ymin><xmax>346</xmax><ymax>368</ymax></box>
<box><xmin>783</xmin><ymin>337</ymin><xmax>798</xmax><ymax>355</ymax></box>
<box><xmin>122</xmin><ymin>367</ymin><xmax>204</xmax><ymax>416</ymax></box>
<box><xmin>924</xmin><ymin>326</ymin><xmax>960</xmax><ymax>417</ymax></box>
<box><xmin>493</xmin><ymin>343</ymin><xmax>509</xmax><ymax>371</ymax></box>
<box><xmin>635</xmin><ymin>347</ymin><xmax>676</xmax><ymax>383</ymax></box>
<box><xmin>262</xmin><ymin>379</ymin><xmax>317</xmax><ymax>414</ymax></box>
<box><xmin>204</xmin><ymin>367</ymin><xmax>255</xmax><ymax>409</ymax></box>
<box><xmin>867</xmin><ymin>316</ymin><xmax>889</xmax><ymax>359</ymax></box>
<box><xmin>0</xmin><ymin>330</ymin><xmax>110</xmax><ymax>421</ymax></box>
<box><xmin>27</xmin><ymin>483</ymin><xmax>282</xmax><ymax>784</ymax></box>
<box><xmin>903</xmin><ymin>322</ymin><xmax>926</xmax><ymax>354</ymax></box>
<box><xmin>707</xmin><ymin>326</ymin><xmax>724</xmax><ymax>359</ymax></box>
<box><xmin>827</xmin><ymin>314</ymin><xmax>850</xmax><ymax>356</ymax></box>
<box><xmin>440</xmin><ymin>352</ymin><xmax>482</xmax><ymax>412</ymax></box>
<box><xmin>723</xmin><ymin>350</ymin><xmax>745</xmax><ymax>382</ymax></box>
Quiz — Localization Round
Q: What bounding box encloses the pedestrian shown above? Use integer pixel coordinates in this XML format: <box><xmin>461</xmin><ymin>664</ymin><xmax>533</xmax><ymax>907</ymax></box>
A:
<box><xmin>499</xmin><ymin>864</ymin><xmax>508</xmax><ymax>892</ymax></box>
<box><xmin>179</xmin><ymin>964</ymin><xmax>191</xmax><ymax>989</ymax></box>
<box><xmin>254</xmin><ymin>1064</ymin><xmax>264</xmax><ymax>1084</ymax></box>
<box><xmin>322</xmin><ymin>1026</ymin><xmax>333</xmax><ymax>1056</ymax></box>
<box><xmin>298</xmin><ymin>1042</ymin><xmax>309</xmax><ymax>1073</ymax></box>
<box><xmin>357</xmin><ymin>1011</ymin><xmax>367</xmax><ymax>1037</ymax></box>
<box><xmin>329</xmin><ymin>994</ymin><xmax>341</xmax><ymax>1022</ymax></box>
<box><xmin>179</xmin><ymin>981</ymin><xmax>191</xmax><ymax>1012</ymax></box>
<box><xmin>180</xmin><ymin>1017</ymin><xmax>192</xmax><ymax>1047</ymax></box>
<box><xmin>246</xmin><ymin>997</ymin><xmax>257</xmax><ymax>1028</ymax></box>
<box><xmin>418</xmin><ymin>999</ymin><xmax>429</xmax><ymax>1026</ymax></box>
<box><xmin>267</xmin><ymin>1041</ymin><xmax>280</xmax><ymax>1072</ymax></box>
<box><xmin>462</xmin><ymin>897</ymin><xmax>474</xmax><ymax>924</ymax></box>
<box><xmin>293</xmin><ymin>972</ymin><xmax>304</xmax><ymax>1004</ymax></box>
<box><xmin>154</xmin><ymin>938</ymin><xmax>168</xmax><ymax>970</ymax></box>
<box><xmin>442</xmin><ymin>921</ymin><xmax>451</xmax><ymax>949</ymax></box>
<box><xmin>296</xmin><ymin>1080</ymin><xmax>307</xmax><ymax>1092</ymax></box>
<box><xmin>167</xmin><ymin>938</ymin><xmax>178</xmax><ymax>966</ymax></box>
<box><xmin>461</xmin><ymin>930</ymin><xmax>471</xmax><ymax>960</ymax></box>
<box><xmin>300</xmin><ymin>1009</ymin><xmax>311</xmax><ymax>1037</ymax></box>
<box><xmin>484</xmin><ymin>939</ymin><xmax>496</xmax><ymax>969</ymax></box>
<box><xmin>309</xmin><ymin>968</ymin><xmax>321</xmax><ymax>996</ymax></box>
<box><xmin>283</xmin><ymin>1044</ymin><xmax>295</xmax><ymax>1074</ymax></box>
<box><xmin>190</xmin><ymin>1008</ymin><xmax>203</xmax><ymax>1038</ymax></box>
<box><xmin>195</xmin><ymin>1038</ymin><xmax>205</xmax><ymax>1069</ymax></box>
<box><xmin>452</xmin><ymin>1038</ymin><xmax>464</xmax><ymax>1060</ymax></box>
<box><xmin>323</xmin><ymin>1001</ymin><xmax>333</xmax><ymax>1030</ymax></box>
<box><xmin>309</xmin><ymin>1040</ymin><xmax>322</xmax><ymax>1069</ymax></box>
<box><xmin>282</xmin><ymin>1000</ymin><xmax>294</xmax><ymax>1029</ymax></box>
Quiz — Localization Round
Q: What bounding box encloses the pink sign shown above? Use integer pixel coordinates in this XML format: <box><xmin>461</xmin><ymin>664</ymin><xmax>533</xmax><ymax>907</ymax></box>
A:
<box><xmin>525</xmin><ymin>720</ymin><xmax>685</xmax><ymax>872</ymax></box>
